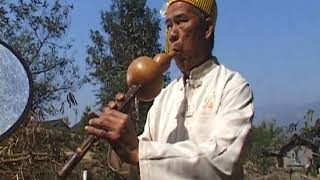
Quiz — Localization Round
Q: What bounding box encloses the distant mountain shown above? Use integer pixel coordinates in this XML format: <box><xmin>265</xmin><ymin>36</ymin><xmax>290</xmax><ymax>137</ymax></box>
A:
<box><xmin>254</xmin><ymin>101</ymin><xmax>320</xmax><ymax>127</ymax></box>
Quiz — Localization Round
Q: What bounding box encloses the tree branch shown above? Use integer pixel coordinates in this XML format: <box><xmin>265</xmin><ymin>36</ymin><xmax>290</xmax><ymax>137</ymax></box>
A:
<box><xmin>31</xmin><ymin>61</ymin><xmax>63</xmax><ymax>75</ymax></box>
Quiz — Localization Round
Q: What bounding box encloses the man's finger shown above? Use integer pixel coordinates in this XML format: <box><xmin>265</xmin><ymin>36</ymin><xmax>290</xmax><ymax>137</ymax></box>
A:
<box><xmin>85</xmin><ymin>125</ymin><xmax>108</xmax><ymax>138</ymax></box>
<box><xmin>88</xmin><ymin>117</ymin><xmax>113</xmax><ymax>131</ymax></box>
<box><xmin>100</xmin><ymin>110</ymin><xmax>129</xmax><ymax>123</ymax></box>
<box><xmin>108</xmin><ymin>101</ymin><xmax>117</xmax><ymax>109</ymax></box>
<box><xmin>115</xmin><ymin>93</ymin><xmax>125</xmax><ymax>101</ymax></box>
<box><xmin>85</xmin><ymin>125</ymin><xmax>119</xmax><ymax>142</ymax></box>
<box><xmin>87</xmin><ymin>112</ymin><xmax>99</xmax><ymax>119</ymax></box>
<box><xmin>115</xmin><ymin>93</ymin><xmax>125</xmax><ymax>108</ymax></box>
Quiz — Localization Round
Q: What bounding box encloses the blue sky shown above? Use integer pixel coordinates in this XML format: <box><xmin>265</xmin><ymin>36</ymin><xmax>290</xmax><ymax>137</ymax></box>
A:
<box><xmin>66</xmin><ymin>0</ymin><xmax>320</xmax><ymax>124</ymax></box>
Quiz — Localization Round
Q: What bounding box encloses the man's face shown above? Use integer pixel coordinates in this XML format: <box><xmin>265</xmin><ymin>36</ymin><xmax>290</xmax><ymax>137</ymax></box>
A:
<box><xmin>166</xmin><ymin>2</ymin><xmax>208</xmax><ymax>75</ymax></box>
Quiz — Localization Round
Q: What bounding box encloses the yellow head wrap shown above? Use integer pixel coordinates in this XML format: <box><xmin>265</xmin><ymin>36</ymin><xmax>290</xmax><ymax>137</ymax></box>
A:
<box><xmin>168</xmin><ymin>0</ymin><xmax>217</xmax><ymax>19</ymax></box>
<box><xmin>164</xmin><ymin>0</ymin><xmax>217</xmax><ymax>53</ymax></box>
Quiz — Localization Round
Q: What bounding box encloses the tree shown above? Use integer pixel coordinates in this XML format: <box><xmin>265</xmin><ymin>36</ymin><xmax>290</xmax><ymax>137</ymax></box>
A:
<box><xmin>0</xmin><ymin>0</ymin><xmax>79</xmax><ymax>117</ymax></box>
<box><xmin>289</xmin><ymin>109</ymin><xmax>320</xmax><ymax>149</ymax></box>
<box><xmin>245</xmin><ymin>120</ymin><xmax>287</xmax><ymax>174</ymax></box>
<box><xmin>72</xmin><ymin>105</ymin><xmax>92</xmax><ymax>135</ymax></box>
<box><xmin>86</xmin><ymin>0</ymin><xmax>165</xmax><ymax>132</ymax></box>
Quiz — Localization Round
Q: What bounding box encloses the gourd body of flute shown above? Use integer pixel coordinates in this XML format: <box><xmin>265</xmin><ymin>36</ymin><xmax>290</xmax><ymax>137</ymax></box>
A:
<box><xmin>126</xmin><ymin>53</ymin><xmax>172</xmax><ymax>101</ymax></box>
<box><xmin>127</xmin><ymin>56</ymin><xmax>163</xmax><ymax>101</ymax></box>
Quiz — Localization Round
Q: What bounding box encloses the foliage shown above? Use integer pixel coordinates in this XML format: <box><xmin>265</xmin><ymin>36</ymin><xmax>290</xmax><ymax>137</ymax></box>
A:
<box><xmin>0</xmin><ymin>119</ymin><xmax>69</xmax><ymax>179</ymax></box>
<box><xmin>0</xmin><ymin>0</ymin><xmax>79</xmax><ymax>117</ymax></box>
<box><xmin>298</xmin><ymin>109</ymin><xmax>320</xmax><ymax>147</ymax></box>
<box><xmin>85</xmin><ymin>0</ymin><xmax>167</xmax><ymax>138</ymax></box>
<box><xmin>86</xmin><ymin>0</ymin><xmax>162</xmax><ymax>105</ymax></box>
<box><xmin>287</xmin><ymin>108</ymin><xmax>320</xmax><ymax>174</ymax></box>
<box><xmin>72</xmin><ymin>105</ymin><xmax>92</xmax><ymax>135</ymax></box>
<box><xmin>0</xmin><ymin>116</ymin><xmax>121</xmax><ymax>179</ymax></box>
<box><xmin>287</xmin><ymin>109</ymin><xmax>320</xmax><ymax>149</ymax></box>
<box><xmin>245</xmin><ymin>120</ymin><xmax>288</xmax><ymax>174</ymax></box>
<box><xmin>244</xmin><ymin>109</ymin><xmax>320</xmax><ymax>176</ymax></box>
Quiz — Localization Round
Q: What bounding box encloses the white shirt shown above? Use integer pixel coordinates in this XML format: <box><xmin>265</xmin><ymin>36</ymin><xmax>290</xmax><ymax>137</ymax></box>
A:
<box><xmin>138</xmin><ymin>57</ymin><xmax>254</xmax><ymax>180</ymax></box>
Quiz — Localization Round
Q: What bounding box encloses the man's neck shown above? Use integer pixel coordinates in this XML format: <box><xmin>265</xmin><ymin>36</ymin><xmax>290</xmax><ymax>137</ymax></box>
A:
<box><xmin>187</xmin><ymin>54</ymin><xmax>212</xmax><ymax>73</ymax></box>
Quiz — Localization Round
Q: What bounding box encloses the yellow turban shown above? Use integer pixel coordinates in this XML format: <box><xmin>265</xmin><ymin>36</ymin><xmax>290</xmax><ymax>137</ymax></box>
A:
<box><xmin>168</xmin><ymin>0</ymin><xmax>217</xmax><ymax>19</ymax></box>
<box><xmin>164</xmin><ymin>0</ymin><xmax>217</xmax><ymax>53</ymax></box>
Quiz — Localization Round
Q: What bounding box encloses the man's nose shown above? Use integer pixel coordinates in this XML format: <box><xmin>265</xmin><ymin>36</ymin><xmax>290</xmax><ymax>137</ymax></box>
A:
<box><xmin>169</xmin><ymin>25</ymin><xmax>179</xmax><ymax>43</ymax></box>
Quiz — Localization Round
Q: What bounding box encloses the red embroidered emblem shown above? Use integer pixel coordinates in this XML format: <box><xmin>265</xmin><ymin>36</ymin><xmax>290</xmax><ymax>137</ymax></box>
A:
<box><xmin>202</xmin><ymin>92</ymin><xmax>215</xmax><ymax>112</ymax></box>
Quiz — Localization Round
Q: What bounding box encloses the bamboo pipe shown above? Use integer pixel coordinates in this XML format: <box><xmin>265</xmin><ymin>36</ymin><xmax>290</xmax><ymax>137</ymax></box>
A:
<box><xmin>57</xmin><ymin>53</ymin><xmax>173</xmax><ymax>179</ymax></box>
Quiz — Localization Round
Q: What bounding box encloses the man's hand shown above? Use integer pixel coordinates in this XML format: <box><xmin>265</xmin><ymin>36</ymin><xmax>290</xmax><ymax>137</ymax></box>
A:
<box><xmin>85</xmin><ymin>93</ymin><xmax>139</xmax><ymax>165</ymax></box>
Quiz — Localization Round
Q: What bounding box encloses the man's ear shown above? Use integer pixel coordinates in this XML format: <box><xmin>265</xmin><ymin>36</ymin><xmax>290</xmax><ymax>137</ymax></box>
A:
<box><xmin>204</xmin><ymin>17</ymin><xmax>215</xmax><ymax>40</ymax></box>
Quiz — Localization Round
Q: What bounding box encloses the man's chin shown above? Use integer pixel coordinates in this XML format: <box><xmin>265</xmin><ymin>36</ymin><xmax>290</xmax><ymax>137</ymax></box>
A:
<box><xmin>174</xmin><ymin>61</ymin><xmax>189</xmax><ymax>75</ymax></box>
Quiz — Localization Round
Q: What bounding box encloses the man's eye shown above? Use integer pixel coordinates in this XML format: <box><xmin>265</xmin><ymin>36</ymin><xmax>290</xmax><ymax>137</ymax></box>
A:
<box><xmin>176</xmin><ymin>16</ymin><xmax>188</xmax><ymax>23</ymax></box>
<box><xmin>179</xmin><ymin>18</ymin><xmax>188</xmax><ymax>22</ymax></box>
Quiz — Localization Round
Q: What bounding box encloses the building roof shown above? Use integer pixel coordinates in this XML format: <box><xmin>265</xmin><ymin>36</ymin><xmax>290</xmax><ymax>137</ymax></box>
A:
<box><xmin>280</xmin><ymin>134</ymin><xmax>318</xmax><ymax>155</ymax></box>
<box><xmin>41</xmin><ymin>118</ymin><xmax>70</xmax><ymax>129</ymax></box>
